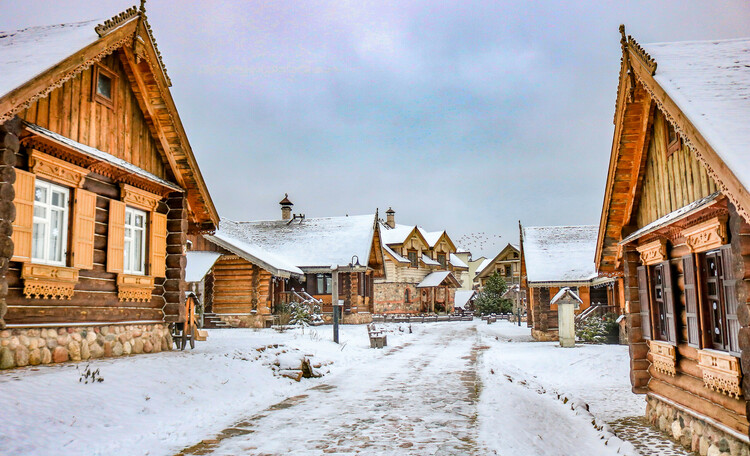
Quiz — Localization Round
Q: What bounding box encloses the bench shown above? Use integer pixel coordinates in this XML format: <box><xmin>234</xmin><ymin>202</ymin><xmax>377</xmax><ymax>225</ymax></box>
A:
<box><xmin>367</xmin><ymin>324</ymin><xmax>388</xmax><ymax>349</ymax></box>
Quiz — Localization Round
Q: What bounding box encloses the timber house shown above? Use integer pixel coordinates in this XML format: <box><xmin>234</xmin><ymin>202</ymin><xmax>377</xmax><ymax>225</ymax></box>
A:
<box><xmin>192</xmin><ymin>196</ymin><xmax>385</xmax><ymax>327</ymax></box>
<box><xmin>474</xmin><ymin>243</ymin><xmax>521</xmax><ymax>289</ymax></box>
<box><xmin>0</xmin><ymin>6</ymin><xmax>219</xmax><ymax>369</ymax></box>
<box><xmin>520</xmin><ymin>224</ymin><xmax>615</xmax><ymax>341</ymax></box>
<box><xmin>373</xmin><ymin>208</ymin><xmax>464</xmax><ymax>314</ymax></box>
<box><xmin>596</xmin><ymin>28</ymin><xmax>750</xmax><ymax>451</ymax></box>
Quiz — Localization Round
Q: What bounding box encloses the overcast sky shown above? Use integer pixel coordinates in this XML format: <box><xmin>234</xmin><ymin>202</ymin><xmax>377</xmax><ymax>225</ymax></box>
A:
<box><xmin>3</xmin><ymin>1</ymin><xmax>750</xmax><ymax>257</ymax></box>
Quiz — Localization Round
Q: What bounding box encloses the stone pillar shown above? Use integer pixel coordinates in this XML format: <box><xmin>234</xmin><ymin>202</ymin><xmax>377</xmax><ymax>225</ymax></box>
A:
<box><xmin>555</xmin><ymin>294</ymin><xmax>577</xmax><ymax>347</ymax></box>
<box><xmin>163</xmin><ymin>192</ymin><xmax>187</xmax><ymax>323</ymax></box>
<box><xmin>0</xmin><ymin>118</ymin><xmax>19</xmax><ymax>328</ymax></box>
<box><xmin>623</xmin><ymin>245</ymin><xmax>650</xmax><ymax>393</ymax></box>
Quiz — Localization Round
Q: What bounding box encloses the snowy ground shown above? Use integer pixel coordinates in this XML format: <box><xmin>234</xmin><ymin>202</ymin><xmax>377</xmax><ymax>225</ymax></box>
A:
<box><xmin>0</xmin><ymin>321</ymin><xmax>686</xmax><ymax>455</ymax></box>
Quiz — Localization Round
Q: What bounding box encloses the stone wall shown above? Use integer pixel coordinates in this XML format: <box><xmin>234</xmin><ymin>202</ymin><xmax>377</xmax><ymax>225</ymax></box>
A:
<box><xmin>646</xmin><ymin>395</ymin><xmax>750</xmax><ymax>456</ymax></box>
<box><xmin>373</xmin><ymin>282</ymin><xmax>420</xmax><ymax>314</ymax></box>
<box><xmin>0</xmin><ymin>323</ymin><xmax>172</xmax><ymax>369</ymax></box>
<box><xmin>320</xmin><ymin>312</ymin><xmax>373</xmax><ymax>324</ymax></box>
<box><xmin>217</xmin><ymin>314</ymin><xmax>273</xmax><ymax>328</ymax></box>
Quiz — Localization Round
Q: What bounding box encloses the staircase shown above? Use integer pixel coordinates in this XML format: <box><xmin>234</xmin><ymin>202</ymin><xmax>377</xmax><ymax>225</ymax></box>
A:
<box><xmin>202</xmin><ymin>312</ymin><xmax>231</xmax><ymax>329</ymax></box>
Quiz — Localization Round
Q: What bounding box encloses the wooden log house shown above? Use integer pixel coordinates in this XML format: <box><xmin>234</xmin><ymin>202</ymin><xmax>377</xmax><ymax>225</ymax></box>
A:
<box><xmin>520</xmin><ymin>224</ymin><xmax>615</xmax><ymax>341</ymax></box>
<box><xmin>595</xmin><ymin>28</ymin><xmax>750</xmax><ymax>451</ymax></box>
<box><xmin>474</xmin><ymin>243</ymin><xmax>521</xmax><ymax>288</ymax></box>
<box><xmin>0</xmin><ymin>6</ymin><xmax>218</xmax><ymax>369</ymax></box>
<box><xmin>373</xmin><ymin>208</ymin><xmax>464</xmax><ymax>314</ymax></box>
<box><xmin>191</xmin><ymin>196</ymin><xmax>386</xmax><ymax>326</ymax></box>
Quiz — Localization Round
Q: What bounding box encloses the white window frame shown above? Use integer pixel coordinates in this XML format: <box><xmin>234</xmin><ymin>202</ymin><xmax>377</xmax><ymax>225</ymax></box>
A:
<box><xmin>123</xmin><ymin>206</ymin><xmax>148</xmax><ymax>275</ymax></box>
<box><xmin>32</xmin><ymin>180</ymin><xmax>69</xmax><ymax>266</ymax></box>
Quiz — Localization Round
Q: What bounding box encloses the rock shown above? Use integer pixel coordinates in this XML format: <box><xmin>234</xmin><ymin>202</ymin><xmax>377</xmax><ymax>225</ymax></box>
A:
<box><xmin>672</xmin><ymin>420</ymin><xmax>683</xmax><ymax>439</ymax></box>
<box><xmin>37</xmin><ymin>338</ymin><xmax>46</xmax><ymax>348</ymax></box>
<box><xmin>161</xmin><ymin>336</ymin><xmax>168</xmax><ymax>352</ymax></box>
<box><xmin>19</xmin><ymin>335</ymin><xmax>29</xmax><ymax>347</ymax></box>
<box><xmin>0</xmin><ymin>329</ymin><xmax>10</xmax><ymax>338</ymax></box>
<box><xmin>8</xmin><ymin>336</ymin><xmax>19</xmax><ymax>350</ymax></box>
<box><xmin>28</xmin><ymin>348</ymin><xmax>41</xmax><ymax>365</ymax></box>
<box><xmin>28</xmin><ymin>337</ymin><xmax>38</xmax><ymax>350</ymax></box>
<box><xmin>46</xmin><ymin>338</ymin><xmax>57</xmax><ymax>350</ymax></box>
<box><xmin>707</xmin><ymin>444</ymin><xmax>721</xmax><ymax>456</ymax></box>
<box><xmin>105</xmin><ymin>334</ymin><xmax>116</xmax><ymax>342</ymax></box>
<box><xmin>101</xmin><ymin>326</ymin><xmax>109</xmax><ymax>336</ymax></box>
<box><xmin>132</xmin><ymin>329</ymin><xmax>142</xmax><ymax>338</ymax></box>
<box><xmin>71</xmin><ymin>332</ymin><xmax>82</xmax><ymax>342</ymax></box>
<box><xmin>86</xmin><ymin>331</ymin><xmax>97</xmax><ymax>343</ymax></box>
<box><xmin>112</xmin><ymin>342</ymin><xmax>123</xmax><ymax>356</ymax></box>
<box><xmin>41</xmin><ymin>347</ymin><xmax>52</xmax><ymax>364</ymax></box>
<box><xmin>14</xmin><ymin>346</ymin><xmax>29</xmax><ymax>367</ymax></box>
<box><xmin>700</xmin><ymin>437</ymin><xmax>710</xmax><ymax>456</ymax></box>
<box><xmin>89</xmin><ymin>343</ymin><xmax>104</xmax><ymax>359</ymax></box>
<box><xmin>143</xmin><ymin>340</ymin><xmax>153</xmax><ymax>353</ymax></box>
<box><xmin>57</xmin><ymin>328</ymin><xmax>65</xmax><ymax>336</ymax></box>
<box><xmin>52</xmin><ymin>346</ymin><xmax>68</xmax><ymax>363</ymax></box>
<box><xmin>56</xmin><ymin>335</ymin><xmax>70</xmax><ymax>346</ymax></box>
<box><xmin>68</xmin><ymin>341</ymin><xmax>81</xmax><ymax>362</ymax></box>
<box><xmin>123</xmin><ymin>341</ymin><xmax>132</xmax><ymax>355</ymax></box>
<box><xmin>118</xmin><ymin>333</ymin><xmax>129</xmax><ymax>344</ymax></box>
<box><xmin>133</xmin><ymin>339</ymin><xmax>144</xmax><ymax>354</ymax></box>
<box><xmin>103</xmin><ymin>342</ymin><xmax>112</xmax><ymax>357</ymax></box>
<box><xmin>81</xmin><ymin>341</ymin><xmax>90</xmax><ymax>360</ymax></box>
<box><xmin>0</xmin><ymin>347</ymin><xmax>15</xmax><ymax>369</ymax></box>
<box><xmin>152</xmin><ymin>338</ymin><xmax>161</xmax><ymax>353</ymax></box>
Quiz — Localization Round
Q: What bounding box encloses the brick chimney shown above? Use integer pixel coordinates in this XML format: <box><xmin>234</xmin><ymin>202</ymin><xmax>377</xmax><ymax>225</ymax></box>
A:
<box><xmin>280</xmin><ymin>194</ymin><xmax>293</xmax><ymax>220</ymax></box>
<box><xmin>386</xmin><ymin>207</ymin><xmax>395</xmax><ymax>228</ymax></box>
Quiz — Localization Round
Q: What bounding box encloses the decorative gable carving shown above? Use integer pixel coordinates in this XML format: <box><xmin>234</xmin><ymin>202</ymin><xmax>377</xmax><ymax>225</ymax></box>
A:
<box><xmin>636</xmin><ymin>239</ymin><xmax>667</xmax><ymax>266</ymax></box>
<box><xmin>29</xmin><ymin>150</ymin><xmax>88</xmax><ymax>188</ymax></box>
<box><xmin>682</xmin><ymin>216</ymin><xmax>728</xmax><ymax>254</ymax></box>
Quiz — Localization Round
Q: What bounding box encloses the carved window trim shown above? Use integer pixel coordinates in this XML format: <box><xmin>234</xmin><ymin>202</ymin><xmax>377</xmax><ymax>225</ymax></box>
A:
<box><xmin>21</xmin><ymin>263</ymin><xmax>79</xmax><ymax>300</ymax></box>
<box><xmin>92</xmin><ymin>64</ymin><xmax>118</xmax><ymax>110</ymax></box>
<box><xmin>116</xmin><ymin>273</ymin><xmax>154</xmax><ymax>303</ymax></box>
<box><xmin>697</xmin><ymin>349</ymin><xmax>742</xmax><ymax>398</ymax></box>
<box><xmin>649</xmin><ymin>340</ymin><xmax>676</xmax><ymax>377</ymax></box>
<box><xmin>636</xmin><ymin>239</ymin><xmax>667</xmax><ymax>266</ymax></box>
<box><xmin>29</xmin><ymin>150</ymin><xmax>88</xmax><ymax>188</ymax></box>
<box><xmin>120</xmin><ymin>184</ymin><xmax>162</xmax><ymax>212</ymax></box>
<box><xmin>681</xmin><ymin>216</ymin><xmax>728</xmax><ymax>254</ymax></box>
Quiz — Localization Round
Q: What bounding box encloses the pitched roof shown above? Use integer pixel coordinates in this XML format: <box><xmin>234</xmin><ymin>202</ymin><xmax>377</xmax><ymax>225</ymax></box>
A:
<box><xmin>644</xmin><ymin>38</ymin><xmax>750</xmax><ymax>192</ymax></box>
<box><xmin>449</xmin><ymin>253</ymin><xmax>468</xmax><ymax>269</ymax></box>
<box><xmin>380</xmin><ymin>224</ymin><xmax>419</xmax><ymax>245</ymax></box>
<box><xmin>454</xmin><ymin>290</ymin><xmax>476</xmax><ymax>309</ymax></box>
<box><xmin>551</xmin><ymin>287</ymin><xmax>583</xmax><ymax>305</ymax></box>
<box><xmin>422</xmin><ymin>254</ymin><xmax>440</xmax><ymax>266</ymax></box>
<box><xmin>475</xmin><ymin>258</ymin><xmax>493</xmax><ymax>276</ymax></box>
<box><xmin>419</xmin><ymin>229</ymin><xmax>444</xmax><ymax>248</ymax></box>
<box><xmin>475</xmin><ymin>243</ymin><xmax>520</xmax><ymax>279</ymax></box>
<box><xmin>383</xmin><ymin>244</ymin><xmax>409</xmax><ymax>263</ymax></box>
<box><xmin>522</xmin><ymin>225</ymin><xmax>598</xmax><ymax>283</ymax></box>
<box><xmin>215</xmin><ymin>215</ymin><xmax>377</xmax><ymax>269</ymax></box>
<box><xmin>185</xmin><ymin>251</ymin><xmax>222</xmax><ymax>282</ymax></box>
<box><xmin>204</xmin><ymin>232</ymin><xmax>304</xmax><ymax>278</ymax></box>
<box><xmin>416</xmin><ymin>271</ymin><xmax>460</xmax><ymax>288</ymax></box>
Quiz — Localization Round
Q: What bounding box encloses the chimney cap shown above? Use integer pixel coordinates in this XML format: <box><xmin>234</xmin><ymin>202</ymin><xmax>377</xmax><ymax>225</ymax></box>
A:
<box><xmin>279</xmin><ymin>193</ymin><xmax>293</xmax><ymax>206</ymax></box>
<box><xmin>385</xmin><ymin>207</ymin><xmax>395</xmax><ymax>214</ymax></box>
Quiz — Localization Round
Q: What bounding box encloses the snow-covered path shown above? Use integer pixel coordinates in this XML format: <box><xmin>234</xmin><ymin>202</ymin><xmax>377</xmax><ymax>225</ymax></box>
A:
<box><xmin>178</xmin><ymin>324</ymin><xmax>483</xmax><ymax>455</ymax></box>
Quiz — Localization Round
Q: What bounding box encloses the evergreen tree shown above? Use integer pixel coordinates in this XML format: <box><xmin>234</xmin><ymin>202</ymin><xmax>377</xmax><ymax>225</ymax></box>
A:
<box><xmin>474</xmin><ymin>272</ymin><xmax>513</xmax><ymax>315</ymax></box>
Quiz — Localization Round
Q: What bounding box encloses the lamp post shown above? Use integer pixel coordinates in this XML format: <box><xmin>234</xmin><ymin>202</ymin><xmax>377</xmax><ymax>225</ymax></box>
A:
<box><xmin>332</xmin><ymin>266</ymin><xmax>340</xmax><ymax>343</ymax></box>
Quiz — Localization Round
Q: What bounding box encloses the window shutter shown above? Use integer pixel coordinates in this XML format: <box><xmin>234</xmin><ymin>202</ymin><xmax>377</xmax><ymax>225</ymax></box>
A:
<box><xmin>11</xmin><ymin>170</ymin><xmax>35</xmax><ymax>262</ymax></box>
<box><xmin>149</xmin><ymin>212</ymin><xmax>167</xmax><ymax>278</ymax></box>
<box><xmin>682</xmin><ymin>254</ymin><xmax>701</xmax><ymax>348</ymax></box>
<box><xmin>637</xmin><ymin>265</ymin><xmax>651</xmax><ymax>340</ymax></box>
<box><xmin>107</xmin><ymin>199</ymin><xmax>125</xmax><ymax>273</ymax></box>
<box><xmin>661</xmin><ymin>260</ymin><xmax>678</xmax><ymax>345</ymax></box>
<box><xmin>719</xmin><ymin>245</ymin><xmax>741</xmax><ymax>356</ymax></box>
<box><xmin>71</xmin><ymin>188</ymin><xmax>97</xmax><ymax>269</ymax></box>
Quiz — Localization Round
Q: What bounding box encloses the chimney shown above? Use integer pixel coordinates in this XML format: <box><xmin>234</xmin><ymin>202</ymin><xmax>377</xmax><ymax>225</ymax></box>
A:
<box><xmin>386</xmin><ymin>207</ymin><xmax>395</xmax><ymax>228</ymax></box>
<box><xmin>280</xmin><ymin>193</ymin><xmax>293</xmax><ymax>220</ymax></box>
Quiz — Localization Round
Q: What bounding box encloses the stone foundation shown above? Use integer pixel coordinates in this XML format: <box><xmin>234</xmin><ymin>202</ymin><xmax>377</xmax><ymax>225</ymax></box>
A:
<box><xmin>0</xmin><ymin>323</ymin><xmax>172</xmax><ymax>370</ymax></box>
<box><xmin>373</xmin><ymin>283</ymin><xmax>420</xmax><ymax>314</ymax></box>
<box><xmin>531</xmin><ymin>328</ymin><xmax>559</xmax><ymax>342</ymax></box>
<box><xmin>646</xmin><ymin>394</ymin><xmax>750</xmax><ymax>456</ymax></box>
<box><xmin>217</xmin><ymin>314</ymin><xmax>274</xmax><ymax>328</ymax></box>
<box><xmin>321</xmin><ymin>312</ymin><xmax>373</xmax><ymax>325</ymax></box>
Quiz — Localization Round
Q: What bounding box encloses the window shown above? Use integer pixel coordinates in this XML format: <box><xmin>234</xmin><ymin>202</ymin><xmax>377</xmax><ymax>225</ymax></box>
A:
<box><xmin>637</xmin><ymin>260</ymin><xmax>677</xmax><ymax>344</ymax></box>
<box><xmin>651</xmin><ymin>263</ymin><xmax>668</xmax><ymax>341</ymax></box>
<box><xmin>437</xmin><ymin>253</ymin><xmax>446</xmax><ymax>267</ymax></box>
<box><xmin>316</xmin><ymin>274</ymin><xmax>332</xmax><ymax>294</ymax></box>
<box><xmin>92</xmin><ymin>64</ymin><xmax>117</xmax><ymax>109</ymax></box>
<box><xmin>124</xmin><ymin>207</ymin><xmax>147</xmax><ymax>275</ymax></box>
<box><xmin>505</xmin><ymin>265</ymin><xmax>511</xmax><ymax>277</ymax></box>
<box><xmin>665</xmin><ymin>119</ymin><xmax>681</xmax><ymax>158</ymax></box>
<box><xmin>32</xmin><ymin>180</ymin><xmax>69</xmax><ymax>265</ymax></box>
<box><xmin>702</xmin><ymin>250</ymin><xmax>728</xmax><ymax>351</ymax></box>
<box><xmin>407</xmin><ymin>250</ymin><xmax>418</xmax><ymax>268</ymax></box>
<box><xmin>405</xmin><ymin>288</ymin><xmax>411</xmax><ymax>303</ymax></box>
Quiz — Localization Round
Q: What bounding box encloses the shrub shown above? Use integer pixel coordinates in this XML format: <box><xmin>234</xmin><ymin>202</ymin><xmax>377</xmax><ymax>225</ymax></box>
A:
<box><xmin>577</xmin><ymin>312</ymin><xmax>619</xmax><ymax>344</ymax></box>
<box><xmin>474</xmin><ymin>272</ymin><xmax>513</xmax><ymax>315</ymax></box>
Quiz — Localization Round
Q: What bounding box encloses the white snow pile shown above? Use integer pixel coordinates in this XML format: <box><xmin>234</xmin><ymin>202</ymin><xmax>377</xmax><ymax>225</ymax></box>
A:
<box><xmin>644</xmin><ymin>37</ymin><xmax>750</xmax><ymax>193</ymax></box>
<box><xmin>259</xmin><ymin>345</ymin><xmax>332</xmax><ymax>381</ymax></box>
<box><xmin>522</xmin><ymin>225</ymin><xmax>598</xmax><ymax>283</ymax></box>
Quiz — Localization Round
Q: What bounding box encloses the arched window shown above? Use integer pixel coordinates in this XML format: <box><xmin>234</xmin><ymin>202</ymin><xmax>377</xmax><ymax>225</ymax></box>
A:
<box><xmin>405</xmin><ymin>288</ymin><xmax>411</xmax><ymax>303</ymax></box>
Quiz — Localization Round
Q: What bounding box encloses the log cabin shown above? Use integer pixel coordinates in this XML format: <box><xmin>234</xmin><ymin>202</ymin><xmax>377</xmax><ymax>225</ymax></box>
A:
<box><xmin>0</xmin><ymin>5</ymin><xmax>219</xmax><ymax>369</ymax></box>
<box><xmin>474</xmin><ymin>243</ymin><xmax>521</xmax><ymax>289</ymax></box>
<box><xmin>191</xmin><ymin>196</ymin><xmax>385</xmax><ymax>326</ymax></box>
<box><xmin>595</xmin><ymin>28</ymin><xmax>750</xmax><ymax>452</ymax></box>
<box><xmin>520</xmin><ymin>224</ymin><xmax>615</xmax><ymax>341</ymax></box>
<box><xmin>373</xmin><ymin>208</ymin><xmax>463</xmax><ymax>314</ymax></box>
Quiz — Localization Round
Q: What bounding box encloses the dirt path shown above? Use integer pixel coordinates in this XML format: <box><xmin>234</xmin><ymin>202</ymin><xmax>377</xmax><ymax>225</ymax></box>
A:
<box><xmin>176</xmin><ymin>325</ymin><xmax>485</xmax><ymax>456</ymax></box>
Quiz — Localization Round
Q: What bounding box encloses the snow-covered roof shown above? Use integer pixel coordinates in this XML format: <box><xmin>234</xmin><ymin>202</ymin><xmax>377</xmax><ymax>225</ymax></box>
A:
<box><xmin>24</xmin><ymin>122</ymin><xmax>181</xmax><ymax>191</ymax></box>
<box><xmin>450</xmin><ymin>253</ymin><xmax>468</xmax><ymax>269</ymax></box>
<box><xmin>644</xmin><ymin>38</ymin><xmax>750</xmax><ymax>193</ymax></box>
<box><xmin>185</xmin><ymin>251</ymin><xmax>222</xmax><ymax>282</ymax></box>
<box><xmin>419</xmin><ymin>228</ymin><xmax>444</xmax><ymax>248</ymax></box>
<box><xmin>551</xmin><ymin>287</ymin><xmax>583</xmax><ymax>305</ymax></box>
<box><xmin>416</xmin><ymin>271</ymin><xmax>458</xmax><ymax>288</ymax></box>
<box><xmin>475</xmin><ymin>258</ymin><xmax>493</xmax><ymax>276</ymax></box>
<box><xmin>205</xmin><ymin>232</ymin><xmax>304</xmax><ymax>278</ymax></box>
<box><xmin>383</xmin><ymin>244</ymin><xmax>409</xmax><ymax>263</ymax></box>
<box><xmin>380</xmin><ymin>224</ymin><xmax>416</xmax><ymax>245</ymax></box>
<box><xmin>522</xmin><ymin>225</ymin><xmax>598</xmax><ymax>283</ymax></box>
<box><xmin>215</xmin><ymin>215</ymin><xmax>376</xmax><ymax>270</ymax></box>
<box><xmin>454</xmin><ymin>290</ymin><xmax>476</xmax><ymax>309</ymax></box>
<box><xmin>422</xmin><ymin>254</ymin><xmax>440</xmax><ymax>266</ymax></box>
<box><xmin>0</xmin><ymin>19</ymin><xmax>107</xmax><ymax>100</ymax></box>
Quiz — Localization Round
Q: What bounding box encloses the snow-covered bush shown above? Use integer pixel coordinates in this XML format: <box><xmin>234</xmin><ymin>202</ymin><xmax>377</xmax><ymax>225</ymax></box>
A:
<box><xmin>275</xmin><ymin>301</ymin><xmax>322</xmax><ymax>327</ymax></box>
<box><xmin>576</xmin><ymin>312</ymin><xmax>619</xmax><ymax>344</ymax></box>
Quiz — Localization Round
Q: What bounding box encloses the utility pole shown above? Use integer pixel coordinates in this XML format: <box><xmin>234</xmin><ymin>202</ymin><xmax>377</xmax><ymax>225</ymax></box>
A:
<box><xmin>332</xmin><ymin>266</ymin><xmax>339</xmax><ymax>344</ymax></box>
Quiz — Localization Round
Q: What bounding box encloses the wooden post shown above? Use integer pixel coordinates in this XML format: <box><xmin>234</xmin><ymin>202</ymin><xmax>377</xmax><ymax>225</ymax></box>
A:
<box><xmin>623</xmin><ymin>245</ymin><xmax>650</xmax><ymax>393</ymax></box>
<box><xmin>332</xmin><ymin>266</ymin><xmax>339</xmax><ymax>343</ymax></box>
<box><xmin>163</xmin><ymin>192</ymin><xmax>187</xmax><ymax>323</ymax></box>
<box><xmin>0</xmin><ymin>118</ymin><xmax>19</xmax><ymax>328</ymax></box>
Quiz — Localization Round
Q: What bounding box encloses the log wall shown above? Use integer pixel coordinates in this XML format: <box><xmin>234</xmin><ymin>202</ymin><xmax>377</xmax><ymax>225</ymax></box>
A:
<box><xmin>212</xmin><ymin>256</ymin><xmax>273</xmax><ymax>315</ymax></box>
<box><xmin>0</xmin><ymin>119</ymin><xmax>20</xmax><ymax>328</ymax></box>
<box><xmin>16</xmin><ymin>52</ymin><xmax>168</xmax><ymax>181</ymax></box>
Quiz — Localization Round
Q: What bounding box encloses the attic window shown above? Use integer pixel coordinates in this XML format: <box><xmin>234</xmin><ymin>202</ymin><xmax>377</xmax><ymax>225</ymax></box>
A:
<box><xmin>92</xmin><ymin>64</ymin><xmax>117</xmax><ymax>109</ymax></box>
<box><xmin>665</xmin><ymin>120</ymin><xmax>681</xmax><ymax>158</ymax></box>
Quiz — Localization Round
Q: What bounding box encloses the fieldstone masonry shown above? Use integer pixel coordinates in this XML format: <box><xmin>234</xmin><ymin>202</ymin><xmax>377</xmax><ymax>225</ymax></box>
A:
<box><xmin>0</xmin><ymin>323</ymin><xmax>172</xmax><ymax>370</ymax></box>
<box><xmin>647</xmin><ymin>395</ymin><xmax>750</xmax><ymax>456</ymax></box>
<box><xmin>373</xmin><ymin>283</ymin><xmax>420</xmax><ymax>314</ymax></box>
